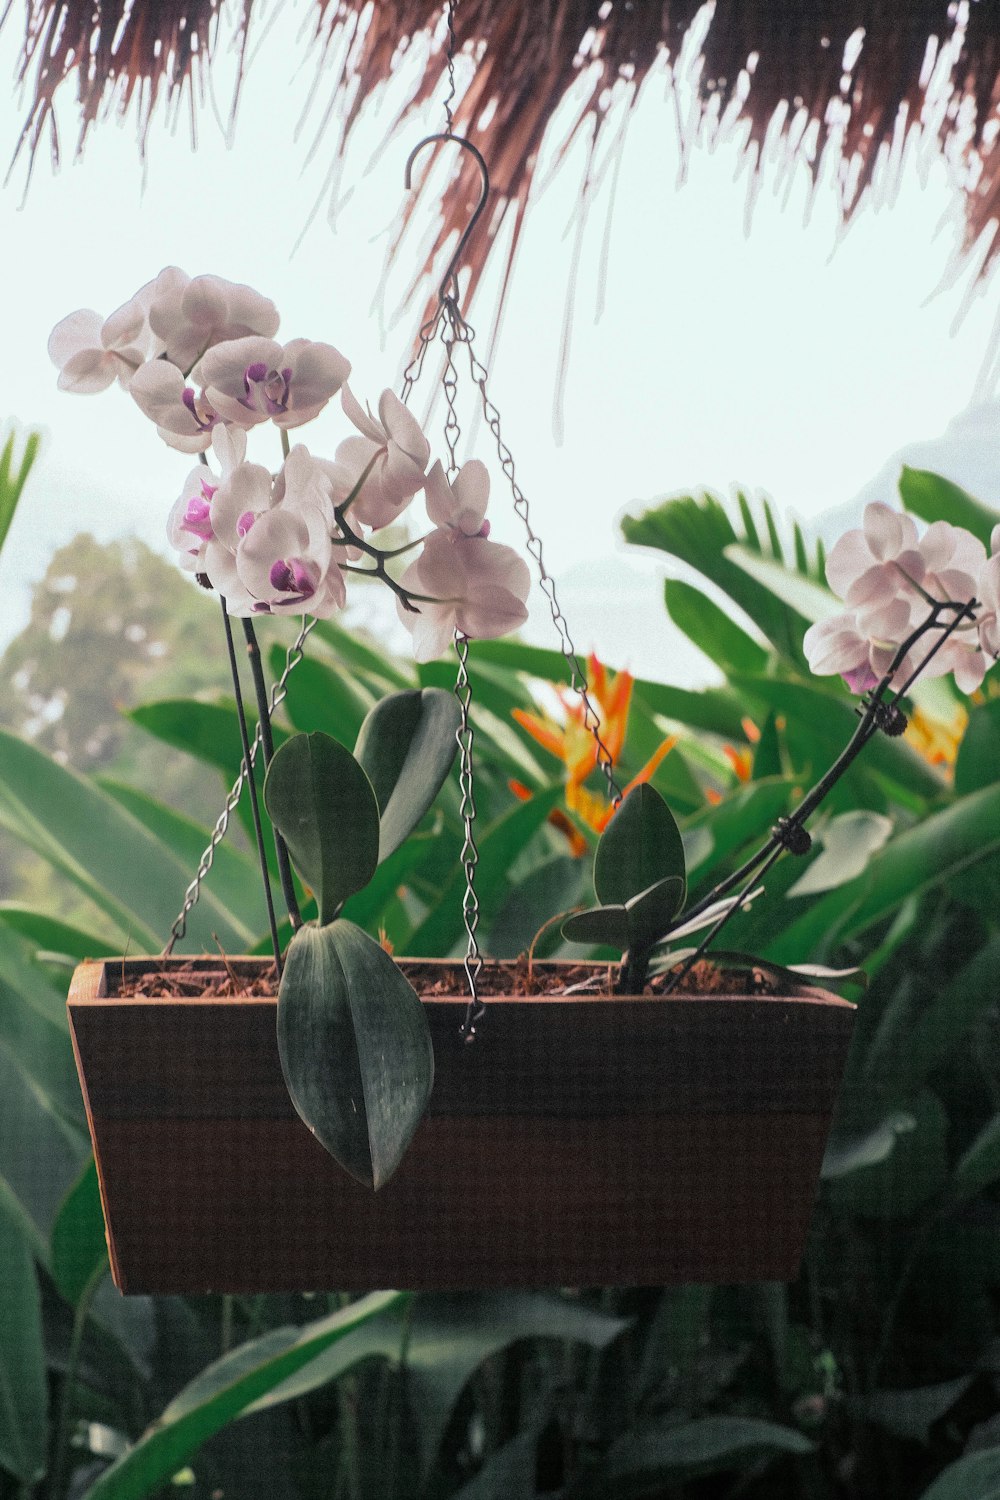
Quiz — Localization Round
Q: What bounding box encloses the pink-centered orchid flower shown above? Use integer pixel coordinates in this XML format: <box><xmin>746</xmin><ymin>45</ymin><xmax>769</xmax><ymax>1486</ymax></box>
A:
<box><xmin>196</xmin><ymin>337</ymin><xmax>350</xmax><ymax>431</ymax></box>
<box><xmin>147</xmin><ymin>272</ymin><xmax>280</xmax><ymax>373</ymax></box>
<box><xmin>336</xmin><ymin>387</ymin><xmax>431</xmax><ymax>530</ymax></box>
<box><xmin>396</xmin><ymin>529</ymin><xmax>530</xmax><ymax>662</ymax></box>
<box><xmin>166</xmin><ymin>427</ymin><xmax>249</xmax><ymax>572</ymax></box>
<box><xmin>234</xmin><ymin>504</ymin><xmax>345</xmax><ymax>618</ymax></box>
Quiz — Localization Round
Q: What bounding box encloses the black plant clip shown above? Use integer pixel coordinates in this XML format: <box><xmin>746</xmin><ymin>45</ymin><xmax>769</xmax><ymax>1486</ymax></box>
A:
<box><xmin>772</xmin><ymin>817</ymin><xmax>812</xmax><ymax>856</ymax></box>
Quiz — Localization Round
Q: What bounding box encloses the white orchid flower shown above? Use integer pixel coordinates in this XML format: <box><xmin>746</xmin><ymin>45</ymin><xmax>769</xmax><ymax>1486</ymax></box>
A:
<box><xmin>195</xmin><ymin>337</ymin><xmax>350</xmax><ymax>431</ymax></box>
<box><xmin>396</xmin><ymin>529</ymin><xmax>530</xmax><ymax>662</ymax></box>
<box><xmin>48</xmin><ymin>267</ymin><xmax>186</xmax><ymax>394</ymax></box>
<box><xmin>336</xmin><ymin>386</ymin><xmax>430</xmax><ymax>529</ymax></box>
<box><xmin>147</xmin><ymin>272</ymin><xmax>280</xmax><ymax>373</ymax></box>
<box><xmin>424</xmin><ymin>458</ymin><xmax>491</xmax><ymax>537</ymax></box>
<box><xmin>129</xmin><ymin>360</ymin><xmax>221</xmax><ymax>452</ymax></box>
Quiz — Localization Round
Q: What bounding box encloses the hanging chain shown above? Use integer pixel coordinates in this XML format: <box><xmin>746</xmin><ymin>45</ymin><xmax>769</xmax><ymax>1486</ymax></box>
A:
<box><xmin>163</xmin><ymin>616</ymin><xmax>317</xmax><ymax>954</ymax></box>
<box><xmin>454</xmin><ymin>629</ymin><xmax>484</xmax><ymax>1039</ymax></box>
<box><xmin>460</xmin><ymin>328</ymin><xmax>623</xmax><ymax>805</ymax></box>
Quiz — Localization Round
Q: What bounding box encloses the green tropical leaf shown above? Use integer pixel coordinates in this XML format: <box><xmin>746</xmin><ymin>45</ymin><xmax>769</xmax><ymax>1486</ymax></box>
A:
<box><xmin>603</xmin><ymin>1415</ymin><xmax>813</xmax><ymax>1487</ymax></box>
<box><xmin>0</xmin><ymin>427</ymin><xmax>40</xmax><ymax>555</ymax></box>
<box><xmin>81</xmin><ymin>1292</ymin><xmax>404</xmax><ymax>1500</ymax></box>
<box><xmin>914</xmin><ymin>1446</ymin><xmax>1000</xmax><ymax>1500</ymax></box>
<box><xmin>595</xmin><ymin>785</ymin><xmax>686</xmax><ymax>906</ymax></box>
<box><xmin>312</xmin><ymin>617</ymin><xmax>414</xmax><ymax>689</ymax></box>
<box><xmin>404</xmin><ymin>784</ymin><xmax>564</xmax><ymax>956</ymax></box>
<box><xmin>0</xmin><ymin>728</ymin><xmax>249</xmax><ymax>951</ymax></box>
<box><xmin>98</xmin><ymin>779</ymin><xmax>265</xmax><ymax>942</ymax></box>
<box><xmin>277</xmin><ymin>921</ymin><xmax>433</xmax><ymax>1189</ymax></box>
<box><xmin>268</xmin><ymin>645</ymin><xmax>377</xmax><ymax>747</ymax></box>
<box><xmin>664</xmin><ymin>579</ymin><xmax>769</xmax><ymax>675</ymax></box>
<box><xmin>0</xmin><ymin>905</ymin><xmax>118</xmax><ymax>961</ymax></box>
<box><xmin>126</xmin><ymin>698</ymin><xmax>287</xmax><ymax>784</ymax></box>
<box><xmin>247</xmin><ymin>1291</ymin><xmax>627</xmax><ymax>1482</ymax></box>
<box><xmin>862</xmin><ymin>1377</ymin><xmax>974</xmax><ymax>1445</ymax></box>
<box><xmin>621</xmin><ymin>492</ymin><xmax>812</xmax><ymax>666</ymax></box>
<box><xmin>724</xmin><ymin>544</ymin><xmax>841</xmax><ymax>623</ymax></box>
<box><xmin>765</xmin><ymin>782</ymin><xmax>1000</xmax><ymax>963</ymax></box>
<box><xmin>354</xmin><ymin>689</ymin><xmax>461</xmax><ymax>860</ymax></box>
<box><xmin>50</xmin><ymin>1157</ymin><xmax>108</xmax><ymax>1308</ymax></box>
<box><xmin>0</xmin><ymin>1188</ymin><xmax>48</xmax><ymax>1485</ymax></box>
<box><xmin>899</xmin><ymin>466</ymin><xmax>1000</xmax><ymax>550</ymax></box>
<box><xmin>264</xmin><ymin>732</ymin><xmax>380</xmax><ymax>925</ymax></box>
<box><xmin>955</xmin><ymin>698</ymin><xmax>1000</xmax><ymax>796</ymax></box>
<box><xmin>826</xmin><ymin>1091</ymin><xmax>948</xmax><ymax>1218</ymax></box>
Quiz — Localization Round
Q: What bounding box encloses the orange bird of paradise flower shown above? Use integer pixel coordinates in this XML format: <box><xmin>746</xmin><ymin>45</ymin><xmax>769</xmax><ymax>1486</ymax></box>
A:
<box><xmin>510</xmin><ymin>654</ymin><xmax>677</xmax><ymax>848</ymax></box>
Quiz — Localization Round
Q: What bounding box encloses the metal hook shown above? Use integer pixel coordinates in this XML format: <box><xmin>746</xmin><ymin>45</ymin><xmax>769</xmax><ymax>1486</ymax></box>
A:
<box><xmin>404</xmin><ymin>132</ymin><xmax>490</xmax><ymax>306</ymax></box>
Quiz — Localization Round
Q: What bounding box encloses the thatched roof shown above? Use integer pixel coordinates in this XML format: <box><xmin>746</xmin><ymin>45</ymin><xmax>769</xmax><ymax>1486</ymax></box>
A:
<box><xmin>7</xmin><ymin>0</ymin><xmax>1000</xmax><ymax>337</ymax></box>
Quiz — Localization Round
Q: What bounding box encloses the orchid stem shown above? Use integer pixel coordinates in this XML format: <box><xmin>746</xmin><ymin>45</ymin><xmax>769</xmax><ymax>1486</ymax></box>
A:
<box><xmin>242</xmin><ymin>618</ymin><xmax>302</xmax><ymax>931</ymax></box>
<box><xmin>221</xmin><ymin>600</ymin><xmax>283</xmax><ymax>974</ymax></box>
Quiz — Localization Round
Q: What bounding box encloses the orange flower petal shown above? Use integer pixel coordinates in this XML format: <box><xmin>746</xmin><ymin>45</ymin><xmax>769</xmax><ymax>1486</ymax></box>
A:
<box><xmin>512</xmin><ymin>707</ymin><xmax>566</xmax><ymax>760</ymax></box>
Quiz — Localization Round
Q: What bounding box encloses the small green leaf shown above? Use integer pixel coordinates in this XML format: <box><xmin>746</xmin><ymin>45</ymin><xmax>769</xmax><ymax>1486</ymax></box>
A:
<box><xmin>562</xmin><ymin>904</ymin><xmax>630</xmax><ymax>950</ymax></box>
<box><xmin>50</xmin><ymin>1157</ymin><xmax>108</xmax><ymax>1308</ymax></box>
<box><xmin>595</xmin><ymin>784</ymin><xmax>685</xmax><ymax>906</ymax></box>
<box><xmin>264</xmin><ymin>733</ymin><xmax>380</xmax><ymax>924</ymax></box>
<box><xmin>277</xmin><ymin>922</ymin><xmax>434</xmax><ymax>1190</ymax></box>
<box><xmin>624</xmin><ymin>875</ymin><xmax>686</xmax><ymax>951</ymax></box>
<box><xmin>955</xmin><ymin>699</ymin><xmax>1000</xmax><ymax>796</ymax></box>
<box><xmin>862</xmin><ymin>1377</ymin><xmax>973</xmax><ymax>1445</ymax></box>
<box><xmin>354</xmin><ymin>689</ymin><xmax>461</xmax><ymax>860</ymax></box>
<box><xmin>0</xmin><ymin>427</ymin><xmax>40</xmax><ymax>555</ymax></box>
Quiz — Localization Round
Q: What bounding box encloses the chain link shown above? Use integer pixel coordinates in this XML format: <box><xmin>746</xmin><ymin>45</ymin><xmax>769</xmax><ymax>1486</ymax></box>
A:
<box><xmin>454</xmin><ymin>629</ymin><xmax>484</xmax><ymax>1038</ymax></box>
<box><xmin>163</xmin><ymin>615</ymin><xmax>317</xmax><ymax>954</ymax></box>
<box><xmin>459</xmin><ymin>325</ymin><xmax>623</xmax><ymax>805</ymax></box>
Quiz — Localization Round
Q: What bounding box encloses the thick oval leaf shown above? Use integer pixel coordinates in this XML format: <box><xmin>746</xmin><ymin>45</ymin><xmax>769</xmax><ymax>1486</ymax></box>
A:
<box><xmin>0</xmin><ymin>1188</ymin><xmax>48</xmax><ymax>1485</ymax></box>
<box><xmin>82</xmin><ymin>1291</ymin><xmax>403</xmax><ymax>1500</ymax></box>
<box><xmin>595</xmin><ymin>784</ymin><xmax>686</xmax><ymax>906</ymax></box>
<box><xmin>625</xmin><ymin>875</ymin><xmax>686</xmax><ymax>951</ymax></box>
<box><xmin>277</xmin><ymin>921</ymin><xmax>433</xmax><ymax>1189</ymax></box>
<box><xmin>354</xmin><ymin>689</ymin><xmax>461</xmax><ymax>861</ymax></box>
<box><xmin>51</xmin><ymin>1156</ymin><xmax>108</xmax><ymax>1308</ymax></box>
<box><xmin>264</xmin><ymin>733</ymin><xmax>379</xmax><ymax>925</ymax></box>
<box><xmin>916</xmin><ymin>1446</ymin><xmax>1000</xmax><ymax>1500</ymax></box>
<box><xmin>562</xmin><ymin>904</ymin><xmax>630</xmax><ymax>950</ymax></box>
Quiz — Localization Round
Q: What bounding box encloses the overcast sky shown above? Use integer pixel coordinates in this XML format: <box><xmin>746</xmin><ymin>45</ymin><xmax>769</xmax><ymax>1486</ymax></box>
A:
<box><xmin>2</xmin><ymin>0</ymin><xmax>1000</xmax><ymax>682</ymax></box>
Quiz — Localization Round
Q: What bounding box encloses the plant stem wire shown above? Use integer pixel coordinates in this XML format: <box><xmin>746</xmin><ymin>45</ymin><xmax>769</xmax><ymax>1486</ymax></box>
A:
<box><xmin>221</xmin><ymin>599</ymin><xmax>283</xmax><ymax>975</ymax></box>
<box><xmin>241</xmin><ymin>618</ymin><xmax>302</xmax><ymax>931</ymax></box>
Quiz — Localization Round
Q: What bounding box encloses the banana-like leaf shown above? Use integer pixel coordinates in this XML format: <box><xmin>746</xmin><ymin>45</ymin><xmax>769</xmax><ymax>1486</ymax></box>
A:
<box><xmin>354</xmin><ymin>689</ymin><xmax>461</xmax><ymax>861</ymax></box>
<box><xmin>81</xmin><ymin>1291</ymin><xmax>404</xmax><ymax>1500</ymax></box>
<box><xmin>0</xmin><ymin>728</ymin><xmax>249</xmax><ymax>951</ymax></box>
<box><xmin>664</xmin><ymin>579</ymin><xmax>770</xmax><ymax>675</ymax></box>
<box><xmin>595</xmin><ymin>784</ymin><xmax>686</xmax><ymax>906</ymax></box>
<box><xmin>264</xmin><ymin>733</ymin><xmax>380</xmax><ymax>925</ymax></box>
<box><xmin>899</xmin><ymin>466</ymin><xmax>1000</xmax><ymax>549</ymax></box>
<box><xmin>277</xmin><ymin>921</ymin><xmax>433</xmax><ymax>1189</ymax></box>
<box><xmin>50</xmin><ymin>1157</ymin><xmax>108</xmax><ymax>1308</ymax></box>
<box><xmin>0</xmin><ymin>1188</ymin><xmax>47</xmax><ymax>1486</ymax></box>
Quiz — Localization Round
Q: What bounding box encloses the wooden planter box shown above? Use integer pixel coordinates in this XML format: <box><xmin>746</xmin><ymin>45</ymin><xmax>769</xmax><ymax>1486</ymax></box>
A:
<box><xmin>67</xmin><ymin>957</ymin><xmax>855</xmax><ymax>1295</ymax></box>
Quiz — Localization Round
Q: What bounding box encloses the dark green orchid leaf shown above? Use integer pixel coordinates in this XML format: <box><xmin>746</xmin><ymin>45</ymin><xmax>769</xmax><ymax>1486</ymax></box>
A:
<box><xmin>624</xmin><ymin>874</ymin><xmax>687</xmax><ymax>951</ymax></box>
<box><xmin>594</xmin><ymin>784</ymin><xmax>686</xmax><ymax>907</ymax></box>
<box><xmin>562</xmin><ymin>903</ymin><xmax>630</xmax><ymax>950</ymax></box>
<box><xmin>264</xmin><ymin>732</ymin><xmax>379</xmax><ymax>925</ymax></box>
<box><xmin>277</xmin><ymin>921</ymin><xmax>434</xmax><ymax>1190</ymax></box>
<box><xmin>354</xmin><ymin>688</ymin><xmax>461</xmax><ymax>861</ymax></box>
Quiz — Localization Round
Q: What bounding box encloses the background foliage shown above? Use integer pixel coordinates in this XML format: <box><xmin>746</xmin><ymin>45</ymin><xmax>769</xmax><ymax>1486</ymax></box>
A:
<box><xmin>3</xmin><ymin>438</ymin><xmax>1000</xmax><ymax>1499</ymax></box>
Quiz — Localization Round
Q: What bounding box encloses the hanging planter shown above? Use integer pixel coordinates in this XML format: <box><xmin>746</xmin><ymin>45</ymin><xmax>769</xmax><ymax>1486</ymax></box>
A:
<box><xmin>48</xmin><ymin>11</ymin><xmax>992</xmax><ymax>1296</ymax></box>
<box><xmin>68</xmin><ymin>954</ymin><xmax>854</xmax><ymax>1294</ymax></box>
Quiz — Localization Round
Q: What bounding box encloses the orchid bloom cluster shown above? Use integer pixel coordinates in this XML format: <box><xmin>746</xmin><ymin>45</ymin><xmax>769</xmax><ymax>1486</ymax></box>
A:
<box><xmin>804</xmin><ymin>502</ymin><xmax>1000</xmax><ymax>696</ymax></box>
<box><xmin>49</xmin><ymin>267</ymin><xmax>530</xmax><ymax>660</ymax></box>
